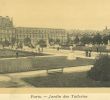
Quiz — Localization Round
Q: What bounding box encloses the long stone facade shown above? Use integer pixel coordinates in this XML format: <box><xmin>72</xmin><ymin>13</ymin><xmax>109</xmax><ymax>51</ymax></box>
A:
<box><xmin>15</xmin><ymin>27</ymin><xmax>67</xmax><ymax>45</ymax></box>
<box><xmin>0</xmin><ymin>16</ymin><xmax>68</xmax><ymax>46</ymax></box>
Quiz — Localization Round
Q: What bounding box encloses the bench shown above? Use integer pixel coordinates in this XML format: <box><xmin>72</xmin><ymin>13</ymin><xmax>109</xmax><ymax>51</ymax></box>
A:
<box><xmin>47</xmin><ymin>68</ymin><xmax>63</xmax><ymax>75</ymax></box>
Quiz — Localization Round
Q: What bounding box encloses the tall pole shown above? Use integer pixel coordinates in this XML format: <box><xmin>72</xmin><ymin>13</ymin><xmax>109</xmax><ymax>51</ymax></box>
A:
<box><xmin>46</xmin><ymin>32</ymin><xmax>49</xmax><ymax>47</ymax></box>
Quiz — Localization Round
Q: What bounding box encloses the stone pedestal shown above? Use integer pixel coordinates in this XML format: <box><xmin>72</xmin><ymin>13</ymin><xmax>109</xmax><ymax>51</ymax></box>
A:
<box><xmin>106</xmin><ymin>44</ymin><xmax>110</xmax><ymax>51</ymax></box>
<box><xmin>67</xmin><ymin>52</ymin><xmax>76</xmax><ymax>60</ymax></box>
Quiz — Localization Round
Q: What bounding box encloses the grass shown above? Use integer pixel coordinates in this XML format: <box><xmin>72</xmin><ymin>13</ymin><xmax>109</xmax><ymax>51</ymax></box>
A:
<box><xmin>0</xmin><ymin>57</ymin><xmax>94</xmax><ymax>73</ymax></box>
<box><xmin>61</xmin><ymin>45</ymin><xmax>108</xmax><ymax>52</ymax></box>
<box><xmin>22</xmin><ymin>71</ymin><xmax>110</xmax><ymax>87</ymax></box>
<box><xmin>30</xmin><ymin>57</ymin><xmax>94</xmax><ymax>70</ymax></box>
<box><xmin>0</xmin><ymin>81</ymin><xmax>24</xmax><ymax>88</ymax></box>
<box><xmin>0</xmin><ymin>48</ymin><xmax>48</xmax><ymax>58</ymax></box>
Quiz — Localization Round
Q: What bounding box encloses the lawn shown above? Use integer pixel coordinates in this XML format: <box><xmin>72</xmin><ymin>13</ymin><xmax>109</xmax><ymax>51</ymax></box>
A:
<box><xmin>30</xmin><ymin>57</ymin><xmax>94</xmax><ymax>70</ymax></box>
<box><xmin>0</xmin><ymin>48</ymin><xmax>48</xmax><ymax>58</ymax></box>
<box><xmin>0</xmin><ymin>81</ymin><xmax>24</xmax><ymax>88</ymax></box>
<box><xmin>0</xmin><ymin>56</ymin><xmax>94</xmax><ymax>73</ymax></box>
<box><xmin>22</xmin><ymin>71</ymin><xmax>110</xmax><ymax>87</ymax></box>
<box><xmin>61</xmin><ymin>45</ymin><xmax>108</xmax><ymax>52</ymax></box>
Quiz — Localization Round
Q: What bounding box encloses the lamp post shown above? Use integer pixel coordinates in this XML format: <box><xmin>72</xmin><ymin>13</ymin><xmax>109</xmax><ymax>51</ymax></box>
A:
<box><xmin>106</xmin><ymin>40</ymin><xmax>110</xmax><ymax>55</ymax></box>
<box><xmin>106</xmin><ymin>46</ymin><xmax>109</xmax><ymax>55</ymax></box>
<box><xmin>46</xmin><ymin>32</ymin><xmax>49</xmax><ymax>48</ymax></box>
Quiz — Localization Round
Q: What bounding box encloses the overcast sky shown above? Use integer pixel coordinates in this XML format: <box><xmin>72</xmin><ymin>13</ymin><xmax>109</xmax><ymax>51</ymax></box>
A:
<box><xmin>0</xmin><ymin>0</ymin><xmax>110</xmax><ymax>30</ymax></box>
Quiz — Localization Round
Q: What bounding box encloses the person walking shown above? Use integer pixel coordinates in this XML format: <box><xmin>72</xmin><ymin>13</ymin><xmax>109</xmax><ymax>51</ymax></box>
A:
<box><xmin>89</xmin><ymin>49</ymin><xmax>92</xmax><ymax>57</ymax></box>
<box><xmin>85</xmin><ymin>50</ymin><xmax>88</xmax><ymax>57</ymax></box>
<box><xmin>96</xmin><ymin>47</ymin><xmax>99</xmax><ymax>53</ymax></box>
<box><xmin>16</xmin><ymin>51</ymin><xmax>19</xmax><ymax>58</ymax></box>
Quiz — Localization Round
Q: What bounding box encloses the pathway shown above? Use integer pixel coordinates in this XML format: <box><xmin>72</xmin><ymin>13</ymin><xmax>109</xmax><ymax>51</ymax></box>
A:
<box><xmin>0</xmin><ymin>65</ymin><xmax>93</xmax><ymax>87</ymax></box>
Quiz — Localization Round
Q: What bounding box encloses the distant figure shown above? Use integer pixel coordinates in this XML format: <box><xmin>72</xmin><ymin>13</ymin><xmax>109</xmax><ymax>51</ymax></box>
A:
<box><xmin>41</xmin><ymin>47</ymin><xmax>43</xmax><ymax>52</ymax></box>
<box><xmin>57</xmin><ymin>47</ymin><xmax>60</xmax><ymax>51</ymax></box>
<box><xmin>99</xmin><ymin>49</ymin><xmax>102</xmax><ymax>54</ymax></box>
<box><xmin>16</xmin><ymin>51</ymin><xmax>18</xmax><ymax>58</ymax></box>
<box><xmin>36</xmin><ymin>45</ymin><xmax>40</xmax><ymax>53</ymax></box>
<box><xmin>2</xmin><ymin>44</ymin><xmax>4</xmax><ymax>49</ymax></box>
<box><xmin>38</xmin><ymin>47</ymin><xmax>40</xmax><ymax>53</ymax></box>
<box><xmin>89</xmin><ymin>49</ymin><xmax>92</xmax><ymax>57</ymax></box>
<box><xmin>34</xmin><ymin>49</ymin><xmax>37</xmax><ymax>57</ymax></box>
<box><xmin>96</xmin><ymin>47</ymin><xmax>99</xmax><ymax>53</ymax></box>
<box><xmin>72</xmin><ymin>46</ymin><xmax>74</xmax><ymax>51</ymax></box>
<box><xmin>85</xmin><ymin>50</ymin><xmax>88</xmax><ymax>57</ymax></box>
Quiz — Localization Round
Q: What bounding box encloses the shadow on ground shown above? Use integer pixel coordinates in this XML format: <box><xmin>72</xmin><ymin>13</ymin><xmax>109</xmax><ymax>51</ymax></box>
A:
<box><xmin>22</xmin><ymin>71</ymin><xmax>110</xmax><ymax>87</ymax></box>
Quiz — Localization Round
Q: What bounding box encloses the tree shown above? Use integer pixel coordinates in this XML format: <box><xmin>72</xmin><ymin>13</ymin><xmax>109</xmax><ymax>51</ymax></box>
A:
<box><xmin>108</xmin><ymin>34</ymin><xmax>110</xmax><ymax>40</ymax></box>
<box><xmin>80</xmin><ymin>35</ymin><xmax>92</xmax><ymax>45</ymax></box>
<box><xmin>66</xmin><ymin>35</ymin><xmax>73</xmax><ymax>46</ymax></box>
<box><xmin>55</xmin><ymin>39</ymin><xmax>60</xmax><ymax>45</ymax></box>
<box><xmin>17</xmin><ymin>41</ymin><xmax>23</xmax><ymax>49</ymax></box>
<box><xmin>93</xmin><ymin>33</ymin><xmax>102</xmax><ymax>44</ymax></box>
<box><xmin>10</xmin><ymin>37</ymin><xmax>16</xmax><ymax>48</ymax></box>
<box><xmin>2</xmin><ymin>39</ymin><xmax>10</xmax><ymax>47</ymax></box>
<box><xmin>88</xmin><ymin>55</ymin><xmax>110</xmax><ymax>81</ymax></box>
<box><xmin>24</xmin><ymin>37</ymin><xmax>31</xmax><ymax>46</ymax></box>
<box><xmin>38</xmin><ymin>39</ymin><xmax>46</xmax><ymax>47</ymax></box>
<box><xmin>102</xmin><ymin>35</ymin><xmax>109</xmax><ymax>45</ymax></box>
<box><xmin>38</xmin><ymin>39</ymin><xmax>46</xmax><ymax>52</ymax></box>
<box><xmin>49</xmin><ymin>38</ymin><xmax>55</xmax><ymax>45</ymax></box>
<box><xmin>74</xmin><ymin>35</ymin><xmax>79</xmax><ymax>44</ymax></box>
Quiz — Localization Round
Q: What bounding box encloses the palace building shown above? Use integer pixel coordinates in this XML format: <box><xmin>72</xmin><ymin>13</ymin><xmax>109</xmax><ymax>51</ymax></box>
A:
<box><xmin>15</xmin><ymin>27</ymin><xmax>67</xmax><ymax>45</ymax></box>
<box><xmin>0</xmin><ymin>16</ymin><xmax>15</xmax><ymax>42</ymax></box>
<box><xmin>0</xmin><ymin>16</ymin><xmax>68</xmax><ymax>46</ymax></box>
<box><xmin>0</xmin><ymin>16</ymin><xmax>13</xmax><ymax>28</ymax></box>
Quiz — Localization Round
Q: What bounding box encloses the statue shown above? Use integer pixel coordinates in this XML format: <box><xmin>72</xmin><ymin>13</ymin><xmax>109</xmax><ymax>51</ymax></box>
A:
<box><xmin>108</xmin><ymin>40</ymin><xmax>110</xmax><ymax>45</ymax></box>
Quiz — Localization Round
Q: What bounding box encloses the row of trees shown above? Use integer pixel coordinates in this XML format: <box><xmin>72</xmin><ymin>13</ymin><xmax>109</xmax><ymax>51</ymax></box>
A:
<box><xmin>1</xmin><ymin>33</ymin><xmax>110</xmax><ymax>48</ymax></box>
<box><xmin>0</xmin><ymin>37</ymin><xmax>32</xmax><ymax>48</ymax></box>
<box><xmin>73</xmin><ymin>33</ymin><xmax>110</xmax><ymax>45</ymax></box>
<box><xmin>0</xmin><ymin>37</ymin><xmax>16</xmax><ymax>47</ymax></box>
<box><xmin>0</xmin><ymin>37</ymin><xmax>48</xmax><ymax>49</ymax></box>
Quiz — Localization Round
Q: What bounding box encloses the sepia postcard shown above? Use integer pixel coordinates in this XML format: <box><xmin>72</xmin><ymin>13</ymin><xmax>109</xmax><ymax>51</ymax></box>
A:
<box><xmin>0</xmin><ymin>0</ymin><xmax>110</xmax><ymax>99</ymax></box>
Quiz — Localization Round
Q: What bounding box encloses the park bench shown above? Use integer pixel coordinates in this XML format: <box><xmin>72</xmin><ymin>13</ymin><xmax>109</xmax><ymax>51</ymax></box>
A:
<box><xmin>47</xmin><ymin>68</ymin><xmax>64</xmax><ymax>75</ymax></box>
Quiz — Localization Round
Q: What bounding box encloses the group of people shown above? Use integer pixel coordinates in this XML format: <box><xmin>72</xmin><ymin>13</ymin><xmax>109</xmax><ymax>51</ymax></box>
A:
<box><xmin>85</xmin><ymin>49</ymin><xmax>92</xmax><ymax>57</ymax></box>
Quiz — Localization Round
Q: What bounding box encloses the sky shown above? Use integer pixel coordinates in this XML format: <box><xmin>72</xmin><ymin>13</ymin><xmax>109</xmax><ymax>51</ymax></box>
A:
<box><xmin>0</xmin><ymin>0</ymin><xmax>110</xmax><ymax>30</ymax></box>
